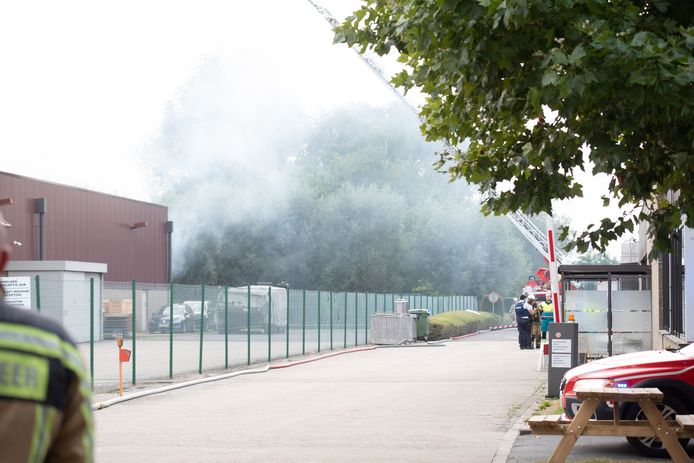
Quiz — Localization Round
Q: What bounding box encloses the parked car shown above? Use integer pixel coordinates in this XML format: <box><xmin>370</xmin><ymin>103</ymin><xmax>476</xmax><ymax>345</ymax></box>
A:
<box><xmin>182</xmin><ymin>300</ymin><xmax>214</xmax><ymax>330</ymax></box>
<box><xmin>150</xmin><ymin>304</ymin><xmax>197</xmax><ymax>333</ymax></box>
<box><xmin>560</xmin><ymin>343</ymin><xmax>694</xmax><ymax>457</ymax></box>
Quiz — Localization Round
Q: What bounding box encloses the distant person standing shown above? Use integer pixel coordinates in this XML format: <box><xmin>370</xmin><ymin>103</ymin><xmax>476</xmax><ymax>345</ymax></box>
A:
<box><xmin>529</xmin><ymin>295</ymin><xmax>541</xmax><ymax>348</ymax></box>
<box><xmin>514</xmin><ymin>294</ymin><xmax>532</xmax><ymax>349</ymax></box>
<box><xmin>0</xmin><ymin>212</ymin><xmax>94</xmax><ymax>462</ymax></box>
<box><xmin>541</xmin><ymin>295</ymin><xmax>555</xmax><ymax>339</ymax></box>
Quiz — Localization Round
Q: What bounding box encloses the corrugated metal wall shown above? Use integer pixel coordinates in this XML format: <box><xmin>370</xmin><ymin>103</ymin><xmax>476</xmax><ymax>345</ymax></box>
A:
<box><xmin>0</xmin><ymin>171</ymin><xmax>168</xmax><ymax>283</ymax></box>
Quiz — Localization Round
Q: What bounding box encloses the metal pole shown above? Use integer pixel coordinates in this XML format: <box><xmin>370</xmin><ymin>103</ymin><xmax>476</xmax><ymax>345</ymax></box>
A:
<box><xmin>247</xmin><ymin>285</ymin><xmax>251</xmax><ymax>365</ymax></box>
<box><xmin>317</xmin><ymin>290</ymin><xmax>321</xmax><ymax>353</ymax></box>
<box><xmin>607</xmin><ymin>273</ymin><xmax>613</xmax><ymax>357</ymax></box>
<box><xmin>89</xmin><ymin>278</ymin><xmax>94</xmax><ymax>390</ymax></box>
<box><xmin>365</xmin><ymin>292</ymin><xmax>368</xmax><ymax>345</ymax></box>
<box><xmin>131</xmin><ymin>280</ymin><xmax>136</xmax><ymax>385</ymax></box>
<box><xmin>343</xmin><ymin>292</ymin><xmax>347</xmax><ymax>348</ymax></box>
<box><xmin>35</xmin><ymin>275</ymin><xmax>40</xmax><ymax>313</ymax></box>
<box><xmin>165</xmin><ymin>221</ymin><xmax>173</xmax><ymax>284</ymax></box>
<box><xmin>329</xmin><ymin>291</ymin><xmax>333</xmax><ymax>351</ymax></box>
<box><xmin>286</xmin><ymin>287</ymin><xmax>290</xmax><ymax>359</ymax></box>
<box><xmin>224</xmin><ymin>285</ymin><xmax>229</xmax><ymax>369</ymax></box>
<box><xmin>169</xmin><ymin>283</ymin><xmax>173</xmax><ymax>379</ymax></box>
<box><xmin>302</xmin><ymin>289</ymin><xmax>306</xmax><ymax>355</ymax></box>
<box><xmin>199</xmin><ymin>284</ymin><xmax>205</xmax><ymax>374</ymax></box>
<box><xmin>354</xmin><ymin>292</ymin><xmax>358</xmax><ymax>346</ymax></box>
<box><xmin>268</xmin><ymin>287</ymin><xmax>272</xmax><ymax>363</ymax></box>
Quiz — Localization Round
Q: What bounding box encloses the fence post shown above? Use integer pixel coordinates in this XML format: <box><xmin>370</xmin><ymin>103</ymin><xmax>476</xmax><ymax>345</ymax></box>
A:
<box><xmin>267</xmin><ymin>287</ymin><xmax>272</xmax><ymax>363</ymax></box>
<box><xmin>286</xmin><ymin>287</ymin><xmax>290</xmax><ymax>359</ymax></box>
<box><xmin>224</xmin><ymin>285</ymin><xmax>229</xmax><ymax>369</ymax></box>
<box><xmin>89</xmin><ymin>278</ymin><xmax>94</xmax><ymax>390</ymax></box>
<box><xmin>131</xmin><ymin>280</ymin><xmax>136</xmax><ymax>385</ymax></box>
<box><xmin>329</xmin><ymin>291</ymin><xmax>333</xmax><ymax>351</ymax></box>
<box><xmin>302</xmin><ymin>289</ymin><xmax>306</xmax><ymax>355</ymax></box>
<box><xmin>169</xmin><ymin>283</ymin><xmax>173</xmax><ymax>379</ymax></box>
<box><xmin>365</xmin><ymin>292</ymin><xmax>369</xmax><ymax>345</ymax></box>
<box><xmin>343</xmin><ymin>292</ymin><xmax>347</xmax><ymax>348</ymax></box>
<box><xmin>199</xmin><ymin>284</ymin><xmax>205</xmax><ymax>374</ymax></box>
<box><xmin>247</xmin><ymin>285</ymin><xmax>251</xmax><ymax>365</ymax></box>
<box><xmin>35</xmin><ymin>275</ymin><xmax>41</xmax><ymax>312</ymax></box>
<box><xmin>354</xmin><ymin>292</ymin><xmax>358</xmax><ymax>346</ymax></box>
<box><xmin>317</xmin><ymin>290</ymin><xmax>321</xmax><ymax>353</ymax></box>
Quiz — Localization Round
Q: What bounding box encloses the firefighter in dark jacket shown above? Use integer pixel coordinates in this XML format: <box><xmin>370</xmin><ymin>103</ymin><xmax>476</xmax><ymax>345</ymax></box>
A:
<box><xmin>514</xmin><ymin>294</ymin><xmax>533</xmax><ymax>349</ymax></box>
<box><xmin>0</xmin><ymin>212</ymin><xmax>94</xmax><ymax>462</ymax></box>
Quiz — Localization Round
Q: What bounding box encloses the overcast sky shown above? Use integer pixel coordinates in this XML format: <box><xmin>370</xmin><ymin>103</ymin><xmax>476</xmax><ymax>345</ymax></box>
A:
<box><xmin>0</xmin><ymin>0</ymin><xmax>623</xmax><ymax>257</ymax></box>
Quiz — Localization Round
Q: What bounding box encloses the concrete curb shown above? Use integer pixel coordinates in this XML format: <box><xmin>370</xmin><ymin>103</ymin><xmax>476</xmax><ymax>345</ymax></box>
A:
<box><xmin>491</xmin><ymin>381</ymin><xmax>547</xmax><ymax>463</ymax></box>
<box><xmin>92</xmin><ymin>366</ymin><xmax>270</xmax><ymax>410</ymax></box>
<box><xmin>269</xmin><ymin>346</ymin><xmax>376</xmax><ymax>369</ymax></box>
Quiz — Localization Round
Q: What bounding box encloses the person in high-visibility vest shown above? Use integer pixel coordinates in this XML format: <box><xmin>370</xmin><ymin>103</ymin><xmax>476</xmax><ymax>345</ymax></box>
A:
<box><xmin>540</xmin><ymin>295</ymin><xmax>555</xmax><ymax>339</ymax></box>
<box><xmin>0</xmin><ymin>212</ymin><xmax>93</xmax><ymax>462</ymax></box>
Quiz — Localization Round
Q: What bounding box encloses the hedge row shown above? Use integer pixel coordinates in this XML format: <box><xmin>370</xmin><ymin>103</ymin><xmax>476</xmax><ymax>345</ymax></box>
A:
<box><xmin>427</xmin><ymin>310</ymin><xmax>502</xmax><ymax>341</ymax></box>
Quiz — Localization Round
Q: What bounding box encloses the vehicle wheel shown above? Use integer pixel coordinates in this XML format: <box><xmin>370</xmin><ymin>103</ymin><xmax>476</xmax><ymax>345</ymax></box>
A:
<box><xmin>624</xmin><ymin>393</ymin><xmax>689</xmax><ymax>458</ymax></box>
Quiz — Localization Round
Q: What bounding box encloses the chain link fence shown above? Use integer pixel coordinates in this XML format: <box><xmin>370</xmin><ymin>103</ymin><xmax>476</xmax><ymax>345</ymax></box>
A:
<box><xmin>17</xmin><ymin>276</ymin><xmax>478</xmax><ymax>392</ymax></box>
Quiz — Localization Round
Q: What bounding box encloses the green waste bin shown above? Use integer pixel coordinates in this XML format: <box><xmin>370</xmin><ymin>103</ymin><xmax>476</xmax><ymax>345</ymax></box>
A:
<box><xmin>408</xmin><ymin>309</ymin><xmax>429</xmax><ymax>340</ymax></box>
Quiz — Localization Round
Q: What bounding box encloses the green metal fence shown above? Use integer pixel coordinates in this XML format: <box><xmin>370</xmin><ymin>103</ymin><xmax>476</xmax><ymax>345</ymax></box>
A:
<box><xmin>19</xmin><ymin>277</ymin><xmax>478</xmax><ymax>392</ymax></box>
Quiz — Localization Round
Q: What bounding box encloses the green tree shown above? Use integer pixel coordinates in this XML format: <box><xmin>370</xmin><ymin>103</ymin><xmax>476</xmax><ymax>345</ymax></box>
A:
<box><xmin>335</xmin><ymin>0</ymin><xmax>693</xmax><ymax>254</ymax></box>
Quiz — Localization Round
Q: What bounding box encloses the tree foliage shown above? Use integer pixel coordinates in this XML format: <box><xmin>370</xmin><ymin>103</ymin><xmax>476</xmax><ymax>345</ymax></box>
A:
<box><xmin>335</xmin><ymin>0</ymin><xmax>693</xmax><ymax>254</ymax></box>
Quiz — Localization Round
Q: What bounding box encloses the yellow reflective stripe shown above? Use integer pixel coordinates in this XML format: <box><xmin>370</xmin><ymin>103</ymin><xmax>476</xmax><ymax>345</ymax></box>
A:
<box><xmin>40</xmin><ymin>407</ymin><xmax>58</xmax><ymax>461</ymax></box>
<box><xmin>27</xmin><ymin>405</ymin><xmax>58</xmax><ymax>463</ymax></box>
<box><xmin>28</xmin><ymin>404</ymin><xmax>45</xmax><ymax>463</ymax></box>
<box><xmin>0</xmin><ymin>323</ymin><xmax>61</xmax><ymax>358</ymax></box>
<box><xmin>80</xmin><ymin>400</ymin><xmax>94</xmax><ymax>462</ymax></box>
<box><xmin>0</xmin><ymin>322</ymin><xmax>89</xmax><ymax>382</ymax></box>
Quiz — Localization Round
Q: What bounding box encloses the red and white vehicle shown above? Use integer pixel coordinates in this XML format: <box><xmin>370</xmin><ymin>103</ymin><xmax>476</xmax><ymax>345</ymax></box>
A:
<box><xmin>560</xmin><ymin>343</ymin><xmax>694</xmax><ymax>457</ymax></box>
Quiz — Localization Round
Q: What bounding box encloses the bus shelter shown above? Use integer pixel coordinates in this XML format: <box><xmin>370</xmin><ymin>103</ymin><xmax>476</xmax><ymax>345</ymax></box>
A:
<box><xmin>558</xmin><ymin>264</ymin><xmax>651</xmax><ymax>361</ymax></box>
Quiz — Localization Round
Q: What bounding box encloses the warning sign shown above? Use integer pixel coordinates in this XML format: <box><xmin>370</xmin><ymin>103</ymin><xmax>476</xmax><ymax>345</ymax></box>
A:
<box><xmin>1</xmin><ymin>277</ymin><xmax>31</xmax><ymax>310</ymax></box>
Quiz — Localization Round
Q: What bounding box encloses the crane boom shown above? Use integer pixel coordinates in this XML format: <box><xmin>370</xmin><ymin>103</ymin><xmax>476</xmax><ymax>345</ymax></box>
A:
<box><xmin>307</xmin><ymin>0</ymin><xmax>566</xmax><ymax>265</ymax></box>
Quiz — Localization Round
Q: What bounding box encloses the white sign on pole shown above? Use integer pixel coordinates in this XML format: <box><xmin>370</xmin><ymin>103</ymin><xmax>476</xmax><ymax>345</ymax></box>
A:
<box><xmin>551</xmin><ymin>354</ymin><xmax>572</xmax><ymax>368</ymax></box>
<box><xmin>488</xmin><ymin>292</ymin><xmax>500</xmax><ymax>304</ymax></box>
<box><xmin>551</xmin><ymin>339</ymin><xmax>572</xmax><ymax>354</ymax></box>
<box><xmin>1</xmin><ymin>276</ymin><xmax>32</xmax><ymax>310</ymax></box>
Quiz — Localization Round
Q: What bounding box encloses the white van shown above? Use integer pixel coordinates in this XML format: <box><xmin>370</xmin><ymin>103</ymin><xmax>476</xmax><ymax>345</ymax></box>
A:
<box><xmin>214</xmin><ymin>285</ymin><xmax>287</xmax><ymax>334</ymax></box>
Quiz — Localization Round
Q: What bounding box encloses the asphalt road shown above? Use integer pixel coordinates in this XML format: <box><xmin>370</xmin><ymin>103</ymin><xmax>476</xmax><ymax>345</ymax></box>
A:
<box><xmin>94</xmin><ymin>328</ymin><xmax>546</xmax><ymax>462</ymax></box>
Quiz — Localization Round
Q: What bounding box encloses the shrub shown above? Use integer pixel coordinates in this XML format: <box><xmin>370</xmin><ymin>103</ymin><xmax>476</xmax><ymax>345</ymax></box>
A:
<box><xmin>428</xmin><ymin>310</ymin><xmax>501</xmax><ymax>341</ymax></box>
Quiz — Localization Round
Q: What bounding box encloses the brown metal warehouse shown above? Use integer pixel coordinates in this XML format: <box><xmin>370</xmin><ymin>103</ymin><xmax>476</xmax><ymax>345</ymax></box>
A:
<box><xmin>0</xmin><ymin>171</ymin><xmax>170</xmax><ymax>283</ymax></box>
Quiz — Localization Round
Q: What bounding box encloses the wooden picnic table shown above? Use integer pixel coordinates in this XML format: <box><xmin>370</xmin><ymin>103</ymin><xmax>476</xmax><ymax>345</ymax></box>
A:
<box><xmin>528</xmin><ymin>387</ymin><xmax>694</xmax><ymax>463</ymax></box>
